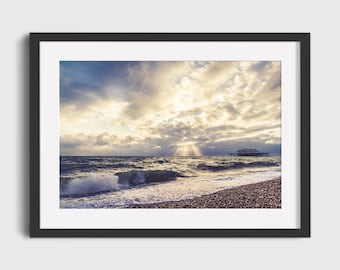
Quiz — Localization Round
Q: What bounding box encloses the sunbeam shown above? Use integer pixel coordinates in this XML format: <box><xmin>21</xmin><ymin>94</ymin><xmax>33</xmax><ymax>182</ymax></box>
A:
<box><xmin>173</xmin><ymin>142</ymin><xmax>202</xmax><ymax>156</ymax></box>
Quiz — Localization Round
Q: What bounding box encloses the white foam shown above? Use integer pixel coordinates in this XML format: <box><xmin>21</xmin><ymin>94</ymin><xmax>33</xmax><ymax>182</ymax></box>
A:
<box><xmin>60</xmin><ymin>169</ymin><xmax>281</xmax><ymax>208</ymax></box>
<box><xmin>61</xmin><ymin>173</ymin><xmax>119</xmax><ymax>196</ymax></box>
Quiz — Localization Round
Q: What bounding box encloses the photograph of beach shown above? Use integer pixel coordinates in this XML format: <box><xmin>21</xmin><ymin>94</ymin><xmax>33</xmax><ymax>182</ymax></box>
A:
<box><xmin>60</xmin><ymin>61</ymin><xmax>281</xmax><ymax>208</ymax></box>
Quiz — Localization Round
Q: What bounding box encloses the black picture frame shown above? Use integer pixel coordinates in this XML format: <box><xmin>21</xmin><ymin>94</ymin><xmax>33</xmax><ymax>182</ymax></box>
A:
<box><xmin>30</xmin><ymin>33</ymin><xmax>310</xmax><ymax>237</ymax></box>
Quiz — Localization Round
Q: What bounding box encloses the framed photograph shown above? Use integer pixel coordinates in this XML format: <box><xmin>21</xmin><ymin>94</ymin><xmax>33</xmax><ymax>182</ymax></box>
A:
<box><xmin>30</xmin><ymin>33</ymin><xmax>310</xmax><ymax>237</ymax></box>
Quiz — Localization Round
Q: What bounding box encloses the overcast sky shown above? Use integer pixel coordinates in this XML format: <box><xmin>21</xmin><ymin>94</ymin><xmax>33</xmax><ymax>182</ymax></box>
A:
<box><xmin>60</xmin><ymin>61</ymin><xmax>281</xmax><ymax>156</ymax></box>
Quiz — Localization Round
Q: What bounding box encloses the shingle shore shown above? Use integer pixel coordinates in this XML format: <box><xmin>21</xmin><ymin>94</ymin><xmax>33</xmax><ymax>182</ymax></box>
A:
<box><xmin>129</xmin><ymin>178</ymin><xmax>281</xmax><ymax>208</ymax></box>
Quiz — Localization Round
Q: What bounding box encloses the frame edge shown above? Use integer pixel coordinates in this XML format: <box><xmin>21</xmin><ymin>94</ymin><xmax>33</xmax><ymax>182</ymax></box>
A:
<box><xmin>30</xmin><ymin>33</ymin><xmax>41</xmax><ymax>237</ymax></box>
<box><xmin>29</xmin><ymin>32</ymin><xmax>311</xmax><ymax>237</ymax></box>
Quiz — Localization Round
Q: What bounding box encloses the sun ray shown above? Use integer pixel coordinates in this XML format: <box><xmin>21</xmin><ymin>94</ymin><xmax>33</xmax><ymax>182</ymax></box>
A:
<box><xmin>173</xmin><ymin>143</ymin><xmax>202</xmax><ymax>156</ymax></box>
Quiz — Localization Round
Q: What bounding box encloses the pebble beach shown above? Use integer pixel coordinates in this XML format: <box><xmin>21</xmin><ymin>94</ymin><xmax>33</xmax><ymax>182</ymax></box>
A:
<box><xmin>130</xmin><ymin>177</ymin><xmax>281</xmax><ymax>208</ymax></box>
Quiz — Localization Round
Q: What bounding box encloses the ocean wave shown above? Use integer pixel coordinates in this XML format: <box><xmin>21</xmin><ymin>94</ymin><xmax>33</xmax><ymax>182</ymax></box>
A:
<box><xmin>197</xmin><ymin>161</ymin><xmax>279</xmax><ymax>171</ymax></box>
<box><xmin>60</xmin><ymin>173</ymin><xmax>119</xmax><ymax>197</ymax></box>
<box><xmin>116</xmin><ymin>170</ymin><xmax>183</xmax><ymax>186</ymax></box>
<box><xmin>60</xmin><ymin>170</ymin><xmax>183</xmax><ymax>198</ymax></box>
<box><xmin>60</xmin><ymin>163</ymin><xmax>143</xmax><ymax>175</ymax></box>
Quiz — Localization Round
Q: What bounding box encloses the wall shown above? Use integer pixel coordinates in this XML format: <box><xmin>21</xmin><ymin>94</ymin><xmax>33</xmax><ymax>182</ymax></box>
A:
<box><xmin>1</xmin><ymin>0</ymin><xmax>339</xmax><ymax>269</ymax></box>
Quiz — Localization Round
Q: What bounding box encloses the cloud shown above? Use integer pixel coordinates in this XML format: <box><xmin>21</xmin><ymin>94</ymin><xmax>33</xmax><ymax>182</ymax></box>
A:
<box><xmin>60</xmin><ymin>61</ymin><xmax>281</xmax><ymax>155</ymax></box>
<box><xmin>121</xmin><ymin>62</ymin><xmax>195</xmax><ymax>119</ymax></box>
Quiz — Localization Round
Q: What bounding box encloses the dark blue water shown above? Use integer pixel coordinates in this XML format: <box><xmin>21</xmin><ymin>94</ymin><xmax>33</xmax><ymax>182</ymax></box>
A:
<box><xmin>59</xmin><ymin>156</ymin><xmax>281</xmax><ymax>208</ymax></box>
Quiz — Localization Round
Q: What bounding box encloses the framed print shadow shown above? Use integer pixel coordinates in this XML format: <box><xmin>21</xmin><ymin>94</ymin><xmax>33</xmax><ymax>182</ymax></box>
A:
<box><xmin>30</xmin><ymin>33</ymin><xmax>310</xmax><ymax>237</ymax></box>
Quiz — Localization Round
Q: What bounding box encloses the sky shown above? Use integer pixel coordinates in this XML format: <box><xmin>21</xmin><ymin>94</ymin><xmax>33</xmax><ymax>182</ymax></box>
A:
<box><xmin>60</xmin><ymin>61</ymin><xmax>281</xmax><ymax>156</ymax></box>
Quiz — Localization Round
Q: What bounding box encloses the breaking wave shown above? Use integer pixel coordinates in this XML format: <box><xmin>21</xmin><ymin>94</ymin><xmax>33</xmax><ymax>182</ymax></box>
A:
<box><xmin>60</xmin><ymin>170</ymin><xmax>183</xmax><ymax>197</ymax></box>
<box><xmin>116</xmin><ymin>170</ymin><xmax>183</xmax><ymax>186</ymax></box>
<box><xmin>60</xmin><ymin>173</ymin><xmax>119</xmax><ymax>197</ymax></box>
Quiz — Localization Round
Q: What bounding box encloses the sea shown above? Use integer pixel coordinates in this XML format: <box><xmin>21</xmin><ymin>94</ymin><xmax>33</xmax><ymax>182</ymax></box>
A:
<box><xmin>60</xmin><ymin>155</ymin><xmax>281</xmax><ymax>208</ymax></box>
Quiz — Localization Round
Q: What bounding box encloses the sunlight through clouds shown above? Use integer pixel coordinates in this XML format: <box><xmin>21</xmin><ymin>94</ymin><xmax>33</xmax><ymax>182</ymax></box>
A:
<box><xmin>173</xmin><ymin>142</ymin><xmax>203</xmax><ymax>156</ymax></box>
<box><xmin>60</xmin><ymin>61</ymin><xmax>281</xmax><ymax>156</ymax></box>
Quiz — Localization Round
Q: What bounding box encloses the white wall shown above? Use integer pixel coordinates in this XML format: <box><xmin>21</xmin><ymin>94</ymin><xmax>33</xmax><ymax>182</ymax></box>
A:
<box><xmin>1</xmin><ymin>0</ymin><xmax>339</xmax><ymax>269</ymax></box>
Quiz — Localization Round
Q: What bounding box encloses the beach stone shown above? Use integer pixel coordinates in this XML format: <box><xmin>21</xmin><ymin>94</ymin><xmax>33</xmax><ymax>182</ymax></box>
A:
<box><xmin>129</xmin><ymin>178</ymin><xmax>281</xmax><ymax>209</ymax></box>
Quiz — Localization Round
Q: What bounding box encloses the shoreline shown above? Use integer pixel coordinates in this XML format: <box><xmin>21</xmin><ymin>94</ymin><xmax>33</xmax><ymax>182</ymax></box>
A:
<box><xmin>129</xmin><ymin>177</ymin><xmax>281</xmax><ymax>208</ymax></box>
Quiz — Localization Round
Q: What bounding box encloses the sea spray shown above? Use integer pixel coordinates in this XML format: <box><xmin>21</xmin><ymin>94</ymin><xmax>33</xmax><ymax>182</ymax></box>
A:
<box><xmin>61</xmin><ymin>173</ymin><xmax>119</xmax><ymax>197</ymax></box>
